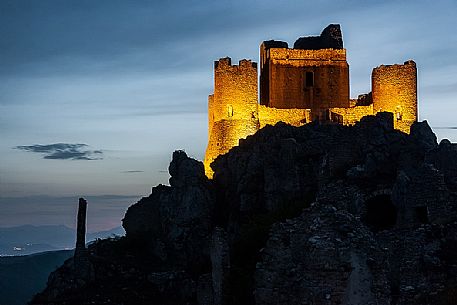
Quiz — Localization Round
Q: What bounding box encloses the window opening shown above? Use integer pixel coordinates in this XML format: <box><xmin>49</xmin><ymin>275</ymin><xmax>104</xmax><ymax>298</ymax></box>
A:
<box><xmin>305</xmin><ymin>71</ymin><xmax>314</xmax><ymax>87</ymax></box>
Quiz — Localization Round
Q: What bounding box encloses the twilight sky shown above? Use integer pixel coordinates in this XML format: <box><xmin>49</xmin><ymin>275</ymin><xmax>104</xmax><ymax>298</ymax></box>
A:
<box><xmin>1</xmin><ymin>0</ymin><xmax>456</xmax><ymax>231</ymax></box>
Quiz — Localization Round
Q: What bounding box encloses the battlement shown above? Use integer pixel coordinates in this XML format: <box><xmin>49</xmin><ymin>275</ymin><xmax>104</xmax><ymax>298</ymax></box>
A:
<box><xmin>372</xmin><ymin>59</ymin><xmax>417</xmax><ymax>133</ymax></box>
<box><xmin>215</xmin><ymin>57</ymin><xmax>257</xmax><ymax>70</ymax></box>
<box><xmin>373</xmin><ymin>59</ymin><xmax>416</xmax><ymax>72</ymax></box>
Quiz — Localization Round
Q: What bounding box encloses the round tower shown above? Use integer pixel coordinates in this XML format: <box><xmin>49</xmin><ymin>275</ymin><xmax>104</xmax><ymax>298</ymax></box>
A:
<box><xmin>372</xmin><ymin>60</ymin><xmax>417</xmax><ymax>133</ymax></box>
<box><xmin>204</xmin><ymin>57</ymin><xmax>259</xmax><ymax>177</ymax></box>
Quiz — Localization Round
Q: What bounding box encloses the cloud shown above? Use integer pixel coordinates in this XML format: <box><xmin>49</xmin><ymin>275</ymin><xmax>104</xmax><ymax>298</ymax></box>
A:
<box><xmin>14</xmin><ymin>143</ymin><xmax>103</xmax><ymax>160</ymax></box>
<box><xmin>121</xmin><ymin>170</ymin><xmax>144</xmax><ymax>173</ymax></box>
<box><xmin>0</xmin><ymin>0</ymin><xmax>361</xmax><ymax>77</ymax></box>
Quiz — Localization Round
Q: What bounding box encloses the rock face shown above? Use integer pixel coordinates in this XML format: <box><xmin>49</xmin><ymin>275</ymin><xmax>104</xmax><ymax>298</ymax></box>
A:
<box><xmin>30</xmin><ymin>113</ymin><xmax>457</xmax><ymax>305</ymax></box>
<box><xmin>255</xmin><ymin>205</ymin><xmax>390</xmax><ymax>305</ymax></box>
<box><xmin>123</xmin><ymin>150</ymin><xmax>214</xmax><ymax>271</ymax></box>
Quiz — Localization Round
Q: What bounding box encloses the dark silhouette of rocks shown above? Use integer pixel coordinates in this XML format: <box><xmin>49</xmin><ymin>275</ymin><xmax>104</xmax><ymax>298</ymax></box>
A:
<box><xmin>74</xmin><ymin>198</ymin><xmax>93</xmax><ymax>281</ymax></box>
<box><xmin>30</xmin><ymin>113</ymin><xmax>457</xmax><ymax>305</ymax></box>
<box><xmin>123</xmin><ymin>150</ymin><xmax>214</xmax><ymax>271</ymax></box>
<box><xmin>75</xmin><ymin>198</ymin><xmax>87</xmax><ymax>252</ymax></box>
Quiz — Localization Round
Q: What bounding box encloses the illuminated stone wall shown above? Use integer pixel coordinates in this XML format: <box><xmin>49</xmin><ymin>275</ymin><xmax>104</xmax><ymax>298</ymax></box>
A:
<box><xmin>330</xmin><ymin>104</ymin><xmax>374</xmax><ymax>126</ymax></box>
<box><xmin>204</xmin><ymin>27</ymin><xmax>418</xmax><ymax>177</ymax></box>
<box><xmin>204</xmin><ymin>58</ymin><xmax>258</xmax><ymax>177</ymax></box>
<box><xmin>260</xmin><ymin>47</ymin><xmax>350</xmax><ymax>115</ymax></box>
<box><xmin>258</xmin><ymin>105</ymin><xmax>310</xmax><ymax>129</ymax></box>
<box><xmin>204</xmin><ymin>58</ymin><xmax>418</xmax><ymax>178</ymax></box>
<box><xmin>372</xmin><ymin>60</ymin><xmax>417</xmax><ymax>133</ymax></box>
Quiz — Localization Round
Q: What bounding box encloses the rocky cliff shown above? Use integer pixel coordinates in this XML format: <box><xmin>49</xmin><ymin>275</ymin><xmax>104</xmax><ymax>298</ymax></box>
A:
<box><xmin>30</xmin><ymin>113</ymin><xmax>457</xmax><ymax>305</ymax></box>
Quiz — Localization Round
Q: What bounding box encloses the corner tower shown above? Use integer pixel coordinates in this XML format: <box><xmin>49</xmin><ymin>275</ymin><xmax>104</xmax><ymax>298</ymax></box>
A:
<box><xmin>259</xmin><ymin>24</ymin><xmax>350</xmax><ymax>121</ymax></box>
<box><xmin>372</xmin><ymin>60</ymin><xmax>417</xmax><ymax>133</ymax></box>
<box><xmin>204</xmin><ymin>57</ymin><xmax>259</xmax><ymax>177</ymax></box>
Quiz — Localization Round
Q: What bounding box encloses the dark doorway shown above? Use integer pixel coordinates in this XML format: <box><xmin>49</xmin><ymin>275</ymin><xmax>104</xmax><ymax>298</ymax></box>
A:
<box><xmin>363</xmin><ymin>194</ymin><xmax>397</xmax><ymax>232</ymax></box>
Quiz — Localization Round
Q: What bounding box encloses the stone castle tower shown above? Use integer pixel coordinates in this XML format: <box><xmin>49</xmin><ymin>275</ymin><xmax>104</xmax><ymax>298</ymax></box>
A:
<box><xmin>204</xmin><ymin>24</ymin><xmax>417</xmax><ymax>177</ymax></box>
<box><xmin>205</xmin><ymin>58</ymin><xmax>259</xmax><ymax>173</ymax></box>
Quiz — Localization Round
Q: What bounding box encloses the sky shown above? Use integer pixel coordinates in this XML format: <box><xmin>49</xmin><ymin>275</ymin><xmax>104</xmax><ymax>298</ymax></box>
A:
<box><xmin>0</xmin><ymin>0</ymin><xmax>456</xmax><ymax>231</ymax></box>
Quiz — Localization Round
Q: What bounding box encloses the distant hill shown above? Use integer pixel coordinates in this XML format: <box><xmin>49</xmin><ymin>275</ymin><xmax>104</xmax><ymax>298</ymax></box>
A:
<box><xmin>0</xmin><ymin>250</ymin><xmax>73</xmax><ymax>305</ymax></box>
<box><xmin>0</xmin><ymin>225</ymin><xmax>124</xmax><ymax>256</ymax></box>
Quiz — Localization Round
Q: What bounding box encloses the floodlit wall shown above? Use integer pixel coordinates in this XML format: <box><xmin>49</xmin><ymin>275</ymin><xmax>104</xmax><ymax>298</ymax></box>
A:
<box><xmin>260</xmin><ymin>47</ymin><xmax>350</xmax><ymax>115</ymax></box>
<box><xmin>330</xmin><ymin>104</ymin><xmax>374</xmax><ymax>126</ymax></box>
<box><xmin>372</xmin><ymin>60</ymin><xmax>417</xmax><ymax>133</ymax></box>
<box><xmin>204</xmin><ymin>58</ymin><xmax>259</xmax><ymax>177</ymax></box>
<box><xmin>258</xmin><ymin>105</ymin><xmax>310</xmax><ymax>128</ymax></box>
<box><xmin>204</xmin><ymin>28</ymin><xmax>419</xmax><ymax>178</ymax></box>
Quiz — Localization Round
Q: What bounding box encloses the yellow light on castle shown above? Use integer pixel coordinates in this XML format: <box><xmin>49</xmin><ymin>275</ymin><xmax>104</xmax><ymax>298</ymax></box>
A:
<box><xmin>204</xmin><ymin>25</ymin><xmax>417</xmax><ymax>178</ymax></box>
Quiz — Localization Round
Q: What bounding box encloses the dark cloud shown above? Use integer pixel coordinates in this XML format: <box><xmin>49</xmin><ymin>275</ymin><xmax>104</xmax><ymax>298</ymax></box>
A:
<box><xmin>14</xmin><ymin>143</ymin><xmax>103</xmax><ymax>160</ymax></box>
<box><xmin>0</xmin><ymin>0</ymin><xmax>352</xmax><ymax>77</ymax></box>
<box><xmin>121</xmin><ymin>170</ymin><xmax>144</xmax><ymax>173</ymax></box>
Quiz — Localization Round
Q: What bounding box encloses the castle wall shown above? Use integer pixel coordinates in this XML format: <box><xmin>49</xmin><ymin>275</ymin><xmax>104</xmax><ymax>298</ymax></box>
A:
<box><xmin>258</xmin><ymin>105</ymin><xmax>310</xmax><ymax>129</ymax></box>
<box><xmin>208</xmin><ymin>94</ymin><xmax>214</xmax><ymax>137</ymax></box>
<box><xmin>211</xmin><ymin>58</ymin><xmax>258</xmax><ymax>123</ymax></box>
<box><xmin>260</xmin><ymin>47</ymin><xmax>350</xmax><ymax>116</ymax></box>
<box><xmin>372</xmin><ymin>60</ymin><xmax>417</xmax><ymax>133</ymax></box>
<box><xmin>204</xmin><ymin>27</ymin><xmax>419</xmax><ymax>178</ymax></box>
<box><xmin>330</xmin><ymin>104</ymin><xmax>374</xmax><ymax>126</ymax></box>
<box><xmin>204</xmin><ymin>58</ymin><xmax>259</xmax><ymax>177</ymax></box>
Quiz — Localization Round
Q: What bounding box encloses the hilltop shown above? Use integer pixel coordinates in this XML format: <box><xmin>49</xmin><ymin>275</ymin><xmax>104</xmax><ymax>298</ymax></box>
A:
<box><xmin>31</xmin><ymin>113</ymin><xmax>457</xmax><ymax>305</ymax></box>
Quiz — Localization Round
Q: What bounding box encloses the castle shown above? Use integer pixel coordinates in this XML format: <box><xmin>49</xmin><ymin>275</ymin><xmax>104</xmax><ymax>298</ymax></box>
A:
<box><xmin>204</xmin><ymin>24</ymin><xmax>417</xmax><ymax>177</ymax></box>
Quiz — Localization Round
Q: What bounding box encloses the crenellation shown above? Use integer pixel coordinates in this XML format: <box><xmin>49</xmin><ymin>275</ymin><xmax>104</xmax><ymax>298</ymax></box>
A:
<box><xmin>205</xmin><ymin>56</ymin><xmax>259</xmax><ymax>177</ymax></box>
<box><xmin>204</xmin><ymin>24</ymin><xmax>418</xmax><ymax>177</ymax></box>
<box><xmin>239</xmin><ymin>59</ymin><xmax>257</xmax><ymax>69</ymax></box>
<box><xmin>214</xmin><ymin>57</ymin><xmax>232</xmax><ymax>69</ymax></box>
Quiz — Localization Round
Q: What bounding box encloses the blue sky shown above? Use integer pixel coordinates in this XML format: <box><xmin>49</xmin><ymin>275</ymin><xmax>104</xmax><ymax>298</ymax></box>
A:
<box><xmin>1</xmin><ymin>0</ymin><xmax>456</xmax><ymax>230</ymax></box>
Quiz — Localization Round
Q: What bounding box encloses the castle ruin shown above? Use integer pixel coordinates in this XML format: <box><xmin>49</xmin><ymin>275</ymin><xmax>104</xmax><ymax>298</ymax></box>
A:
<box><xmin>204</xmin><ymin>24</ymin><xmax>417</xmax><ymax>177</ymax></box>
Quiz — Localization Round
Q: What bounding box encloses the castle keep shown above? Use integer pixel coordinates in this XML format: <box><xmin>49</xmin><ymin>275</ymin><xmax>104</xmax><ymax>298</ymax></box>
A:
<box><xmin>204</xmin><ymin>24</ymin><xmax>417</xmax><ymax>177</ymax></box>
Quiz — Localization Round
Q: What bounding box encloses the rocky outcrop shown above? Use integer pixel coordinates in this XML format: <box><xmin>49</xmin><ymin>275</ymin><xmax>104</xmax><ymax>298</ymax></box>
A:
<box><xmin>255</xmin><ymin>205</ymin><xmax>390</xmax><ymax>305</ymax></box>
<box><xmin>30</xmin><ymin>113</ymin><xmax>457</xmax><ymax>305</ymax></box>
<box><xmin>426</xmin><ymin>139</ymin><xmax>457</xmax><ymax>191</ymax></box>
<box><xmin>123</xmin><ymin>150</ymin><xmax>214</xmax><ymax>271</ymax></box>
<box><xmin>32</xmin><ymin>151</ymin><xmax>215</xmax><ymax>305</ymax></box>
<box><xmin>74</xmin><ymin>198</ymin><xmax>91</xmax><ymax>279</ymax></box>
